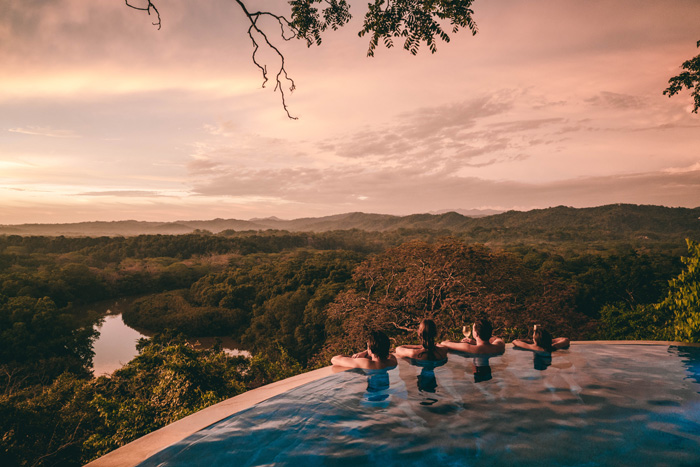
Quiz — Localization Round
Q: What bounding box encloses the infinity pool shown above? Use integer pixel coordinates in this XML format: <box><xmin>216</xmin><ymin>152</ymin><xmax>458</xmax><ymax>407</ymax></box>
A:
<box><xmin>138</xmin><ymin>344</ymin><xmax>700</xmax><ymax>466</ymax></box>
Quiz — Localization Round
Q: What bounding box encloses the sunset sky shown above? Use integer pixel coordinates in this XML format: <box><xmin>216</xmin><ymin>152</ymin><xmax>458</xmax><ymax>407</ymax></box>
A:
<box><xmin>2</xmin><ymin>0</ymin><xmax>699</xmax><ymax>224</ymax></box>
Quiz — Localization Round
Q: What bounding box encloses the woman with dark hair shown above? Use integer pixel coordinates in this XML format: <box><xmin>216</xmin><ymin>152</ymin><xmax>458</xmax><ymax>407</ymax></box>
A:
<box><xmin>512</xmin><ymin>325</ymin><xmax>570</xmax><ymax>353</ymax></box>
<box><xmin>331</xmin><ymin>330</ymin><xmax>397</xmax><ymax>369</ymax></box>
<box><xmin>395</xmin><ymin>318</ymin><xmax>449</xmax><ymax>361</ymax></box>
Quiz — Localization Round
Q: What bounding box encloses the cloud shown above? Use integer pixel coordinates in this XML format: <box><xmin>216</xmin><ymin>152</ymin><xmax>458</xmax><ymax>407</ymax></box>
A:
<box><xmin>487</xmin><ymin>118</ymin><xmax>565</xmax><ymax>132</ymax></box>
<box><xmin>8</xmin><ymin>126</ymin><xmax>79</xmax><ymax>138</ymax></box>
<box><xmin>189</xmin><ymin>162</ymin><xmax>700</xmax><ymax>213</ymax></box>
<box><xmin>77</xmin><ymin>190</ymin><xmax>165</xmax><ymax>197</ymax></box>
<box><xmin>664</xmin><ymin>162</ymin><xmax>700</xmax><ymax>174</ymax></box>
<box><xmin>586</xmin><ymin>91</ymin><xmax>647</xmax><ymax>110</ymax></box>
<box><xmin>187</xmin><ymin>158</ymin><xmax>221</xmax><ymax>174</ymax></box>
<box><xmin>323</xmin><ymin>97</ymin><xmax>526</xmax><ymax>168</ymax></box>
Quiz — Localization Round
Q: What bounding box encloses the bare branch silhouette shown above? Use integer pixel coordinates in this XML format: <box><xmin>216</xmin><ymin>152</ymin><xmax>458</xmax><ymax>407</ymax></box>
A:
<box><xmin>125</xmin><ymin>0</ymin><xmax>161</xmax><ymax>30</ymax></box>
<box><xmin>235</xmin><ymin>0</ymin><xmax>298</xmax><ymax>119</ymax></box>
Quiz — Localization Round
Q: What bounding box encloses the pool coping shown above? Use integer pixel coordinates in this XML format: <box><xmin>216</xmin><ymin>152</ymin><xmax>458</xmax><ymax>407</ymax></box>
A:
<box><xmin>84</xmin><ymin>340</ymin><xmax>699</xmax><ymax>466</ymax></box>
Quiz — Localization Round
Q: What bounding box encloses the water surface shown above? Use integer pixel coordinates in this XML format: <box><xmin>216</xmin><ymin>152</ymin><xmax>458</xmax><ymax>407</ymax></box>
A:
<box><xmin>90</xmin><ymin>299</ymin><xmax>250</xmax><ymax>376</ymax></box>
<box><xmin>139</xmin><ymin>344</ymin><xmax>700</xmax><ymax>466</ymax></box>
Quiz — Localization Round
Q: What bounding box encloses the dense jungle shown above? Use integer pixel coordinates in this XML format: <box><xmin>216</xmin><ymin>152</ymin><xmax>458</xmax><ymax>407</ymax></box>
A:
<box><xmin>1</xmin><ymin>205</ymin><xmax>699</xmax><ymax>466</ymax></box>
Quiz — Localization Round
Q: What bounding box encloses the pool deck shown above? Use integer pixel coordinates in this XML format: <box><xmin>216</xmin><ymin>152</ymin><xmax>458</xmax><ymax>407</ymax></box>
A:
<box><xmin>85</xmin><ymin>341</ymin><xmax>697</xmax><ymax>467</ymax></box>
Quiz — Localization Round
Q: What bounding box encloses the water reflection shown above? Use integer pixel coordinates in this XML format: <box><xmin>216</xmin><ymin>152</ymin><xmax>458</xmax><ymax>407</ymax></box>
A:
<box><xmin>472</xmin><ymin>356</ymin><xmax>493</xmax><ymax>383</ymax></box>
<box><xmin>672</xmin><ymin>345</ymin><xmax>700</xmax><ymax>386</ymax></box>
<box><xmin>92</xmin><ymin>314</ymin><xmax>146</xmax><ymax>376</ymax></box>
<box><xmin>534</xmin><ymin>352</ymin><xmax>552</xmax><ymax>371</ymax></box>
<box><xmin>362</xmin><ymin>369</ymin><xmax>392</xmax><ymax>407</ymax></box>
<box><xmin>404</xmin><ymin>358</ymin><xmax>447</xmax><ymax>406</ymax></box>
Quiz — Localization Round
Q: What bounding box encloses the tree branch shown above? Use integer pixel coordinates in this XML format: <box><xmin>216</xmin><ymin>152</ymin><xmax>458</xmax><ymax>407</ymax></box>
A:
<box><xmin>125</xmin><ymin>0</ymin><xmax>161</xmax><ymax>30</ymax></box>
<box><xmin>236</xmin><ymin>0</ymin><xmax>298</xmax><ymax>119</ymax></box>
<box><xmin>390</xmin><ymin>321</ymin><xmax>415</xmax><ymax>333</ymax></box>
<box><xmin>664</xmin><ymin>40</ymin><xmax>700</xmax><ymax>113</ymax></box>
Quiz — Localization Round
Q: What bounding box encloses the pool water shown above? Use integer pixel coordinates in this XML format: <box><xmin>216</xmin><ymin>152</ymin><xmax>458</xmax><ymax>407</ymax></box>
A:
<box><xmin>139</xmin><ymin>344</ymin><xmax>700</xmax><ymax>466</ymax></box>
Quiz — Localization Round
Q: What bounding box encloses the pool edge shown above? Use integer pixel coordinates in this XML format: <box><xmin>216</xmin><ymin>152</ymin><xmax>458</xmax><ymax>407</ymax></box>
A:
<box><xmin>84</xmin><ymin>365</ymin><xmax>338</xmax><ymax>467</ymax></box>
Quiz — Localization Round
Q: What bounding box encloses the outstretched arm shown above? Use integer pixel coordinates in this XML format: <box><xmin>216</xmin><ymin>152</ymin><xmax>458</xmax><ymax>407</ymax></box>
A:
<box><xmin>511</xmin><ymin>339</ymin><xmax>541</xmax><ymax>351</ymax></box>
<box><xmin>440</xmin><ymin>340</ymin><xmax>477</xmax><ymax>353</ymax></box>
<box><xmin>395</xmin><ymin>345</ymin><xmax>423</xmax><ymax>358</ymax></box>
<box><xmin>552</xmin><ymin>337</ymin><xmax>570</xmax><ymax>350</ymax></box>
<box><xmin>331</xmin><ymin>355</ymin><xmax>367</xmax><ymax>368</ymax></box>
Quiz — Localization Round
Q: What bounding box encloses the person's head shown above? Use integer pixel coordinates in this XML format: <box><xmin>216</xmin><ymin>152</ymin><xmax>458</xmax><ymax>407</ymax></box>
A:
<box><xmin>418</xmin><ymin>318</ymin><xmax>437</xmax><ymax>351</ymax></box>
<box><xmin>473</xmin><ymin>318</ymin><xmax>493</xmax><ymax>341</ymax></box>
<box><xmin>367</xmin><ymin>330</ymin><xmax>391</xmax><ymax>360</ymax></box>
<box><xmin>533</xmin><ymin>327</ymin><xmax>553</xmax><ymax>351</ymax></box>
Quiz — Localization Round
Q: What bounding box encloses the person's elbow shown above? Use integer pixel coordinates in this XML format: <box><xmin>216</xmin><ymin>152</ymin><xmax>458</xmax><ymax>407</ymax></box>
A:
<box><xmin>555</xmin><ymin>338</ymin><xmax>571</xmax><ymax>349</ymax></box>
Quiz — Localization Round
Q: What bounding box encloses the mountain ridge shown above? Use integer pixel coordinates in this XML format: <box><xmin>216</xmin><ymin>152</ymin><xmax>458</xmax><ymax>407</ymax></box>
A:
<box><xmin>1</xmin><ymin>204</ymin><xmax>698</xmax><ymax>238</ymax></box>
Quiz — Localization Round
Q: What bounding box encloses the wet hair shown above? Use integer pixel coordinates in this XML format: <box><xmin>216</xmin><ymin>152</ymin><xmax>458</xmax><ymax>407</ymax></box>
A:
<box><xmin>534</xmin><ymin>328</ymin><xmax>553</xmax><ymax>352</ymax></box>
<box><xmin>418</xmin><ymin>318</ymin><xmax>438</xmax><ymax>353</ymax></box>
<box><xmin>473</xmin><ymin>318</ymin><xmax>493</xmax><ymax>341</ymax></box>
<box><xmin>368</xmin><ymin>330</ymin><xmax>391</xmax><ymax>360</ymax></box>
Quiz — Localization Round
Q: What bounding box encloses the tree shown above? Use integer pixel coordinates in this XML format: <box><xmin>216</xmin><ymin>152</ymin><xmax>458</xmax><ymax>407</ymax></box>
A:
<box><xmin>656</xmin><ymin>239</ymin><xmax>700</xmax><ymax>342</ymax></box>
<box><xmin>665</xmin><ymin>41</ymin><xmax>700</xmax><ymax>113</ymax></box>
<box><xmin>126</xmin><ymin>0</ymin><xmax>477</xmax><ymax>118</ymax></box>
<box><xmin>321</xmin><ymin>239</ymin><xmax>584</xmax><ymax>361</ymax></box>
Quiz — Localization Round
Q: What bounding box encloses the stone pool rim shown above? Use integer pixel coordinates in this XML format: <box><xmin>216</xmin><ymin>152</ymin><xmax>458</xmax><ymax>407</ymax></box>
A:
<box><xmin>84</xmin><ymin>340</ymin><xmax>700</xmax><ymax>467</ymax></box>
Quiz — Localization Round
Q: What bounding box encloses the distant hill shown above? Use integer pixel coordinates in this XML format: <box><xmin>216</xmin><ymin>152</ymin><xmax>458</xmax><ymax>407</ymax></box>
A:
<box><xmin>430</xmin><ymin>208</ymin><xmax>503</xmax><ymax>217</ymax></box>
<box><xmin>1</xmin><ymin>204</ymin><xmax>699</xmax><ymax>241</ymax></box>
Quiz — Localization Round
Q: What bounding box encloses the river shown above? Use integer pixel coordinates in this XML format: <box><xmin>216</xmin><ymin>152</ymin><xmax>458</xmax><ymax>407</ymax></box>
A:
<box><xmin>91</xmin><ymin>299</ymin><xmax>250</xmax><ymax>376</ymax></box>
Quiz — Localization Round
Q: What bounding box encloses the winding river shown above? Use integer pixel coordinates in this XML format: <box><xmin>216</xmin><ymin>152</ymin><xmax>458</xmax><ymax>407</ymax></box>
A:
<box><xmin>91</xmin><ymin>299</ymin><xmax>249</xmax><ymax>376</ymax></box>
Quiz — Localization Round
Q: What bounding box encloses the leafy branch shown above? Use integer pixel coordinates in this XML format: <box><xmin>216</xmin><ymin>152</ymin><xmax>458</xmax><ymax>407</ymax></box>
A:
<box><xmin>125</xmin><ymin>0</ymin><xmax>479</xmax><ymax>118</ymax></box>
<box><xmin>359</xmin><ymin>0</ymin><xmax>478</xmax><ymax>57</ymax></box>
<box><xmin>664</xmin><ymin>40</ymin><xmax>700</xmax><ymax>113</ymax></box>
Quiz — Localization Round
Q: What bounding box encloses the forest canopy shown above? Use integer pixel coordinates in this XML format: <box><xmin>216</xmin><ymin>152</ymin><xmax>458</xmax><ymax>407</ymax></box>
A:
<box><xmin>1</xmin><ymin>222</ymin><xmax>698</xmax><ymax>465</ymax></box>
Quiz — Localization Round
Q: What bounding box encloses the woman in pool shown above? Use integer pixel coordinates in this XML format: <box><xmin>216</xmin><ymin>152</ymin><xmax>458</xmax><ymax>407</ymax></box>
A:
<box><xmin>331</xmin><ymin>330</ymin><xmax>397</xmax><ymax>369</ymax></box>
<box><xmin>440</xmin><ymin>317</ymin><xmax>506</xmax><ymax>354</ymax></box>
<box><xmin>395</xmin><ymin>318</ymin><xmax>449</xmax><ymax>361</ymax></box>
<box><xmin>511</xmin><ymin>325</ymin><xmax>570</xmax><ymax>353</ymax></box>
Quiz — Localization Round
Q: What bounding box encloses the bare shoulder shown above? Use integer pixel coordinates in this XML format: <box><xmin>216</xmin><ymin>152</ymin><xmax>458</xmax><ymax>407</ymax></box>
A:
<box><xmin>395</xmin><ymin>345</ymin><xmax>421</xmax><ymax>358</ymax></box>
<box><xmin>434</xmin><ymin>344</ymin><xmax>450</xmax><ymax>359</ymax></box>
<box><xmin>331</xmin><ymin>355</ymin><xmax>371</xmax><ymax>369</ymax></box>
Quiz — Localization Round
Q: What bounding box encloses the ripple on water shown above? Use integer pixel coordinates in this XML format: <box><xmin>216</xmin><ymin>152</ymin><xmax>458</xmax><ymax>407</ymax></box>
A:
<box><xmin>138</xmin><ymin>344</ymin><xmax>700</xmax><ymax>466</ymax></box>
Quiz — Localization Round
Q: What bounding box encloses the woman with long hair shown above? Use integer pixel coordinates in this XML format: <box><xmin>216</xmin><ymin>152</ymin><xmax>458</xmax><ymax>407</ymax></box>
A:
<box><xmin>395</xmin><ymin>318</ymin><xmax>449</xmax><ymax>361</ymax></box>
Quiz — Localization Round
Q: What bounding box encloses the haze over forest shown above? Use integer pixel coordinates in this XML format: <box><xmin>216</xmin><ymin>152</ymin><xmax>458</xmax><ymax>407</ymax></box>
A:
<box><xmin>0</xmin><ymin>204</ymin><xmax>698</xmax><ymax>239</ymax></box>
